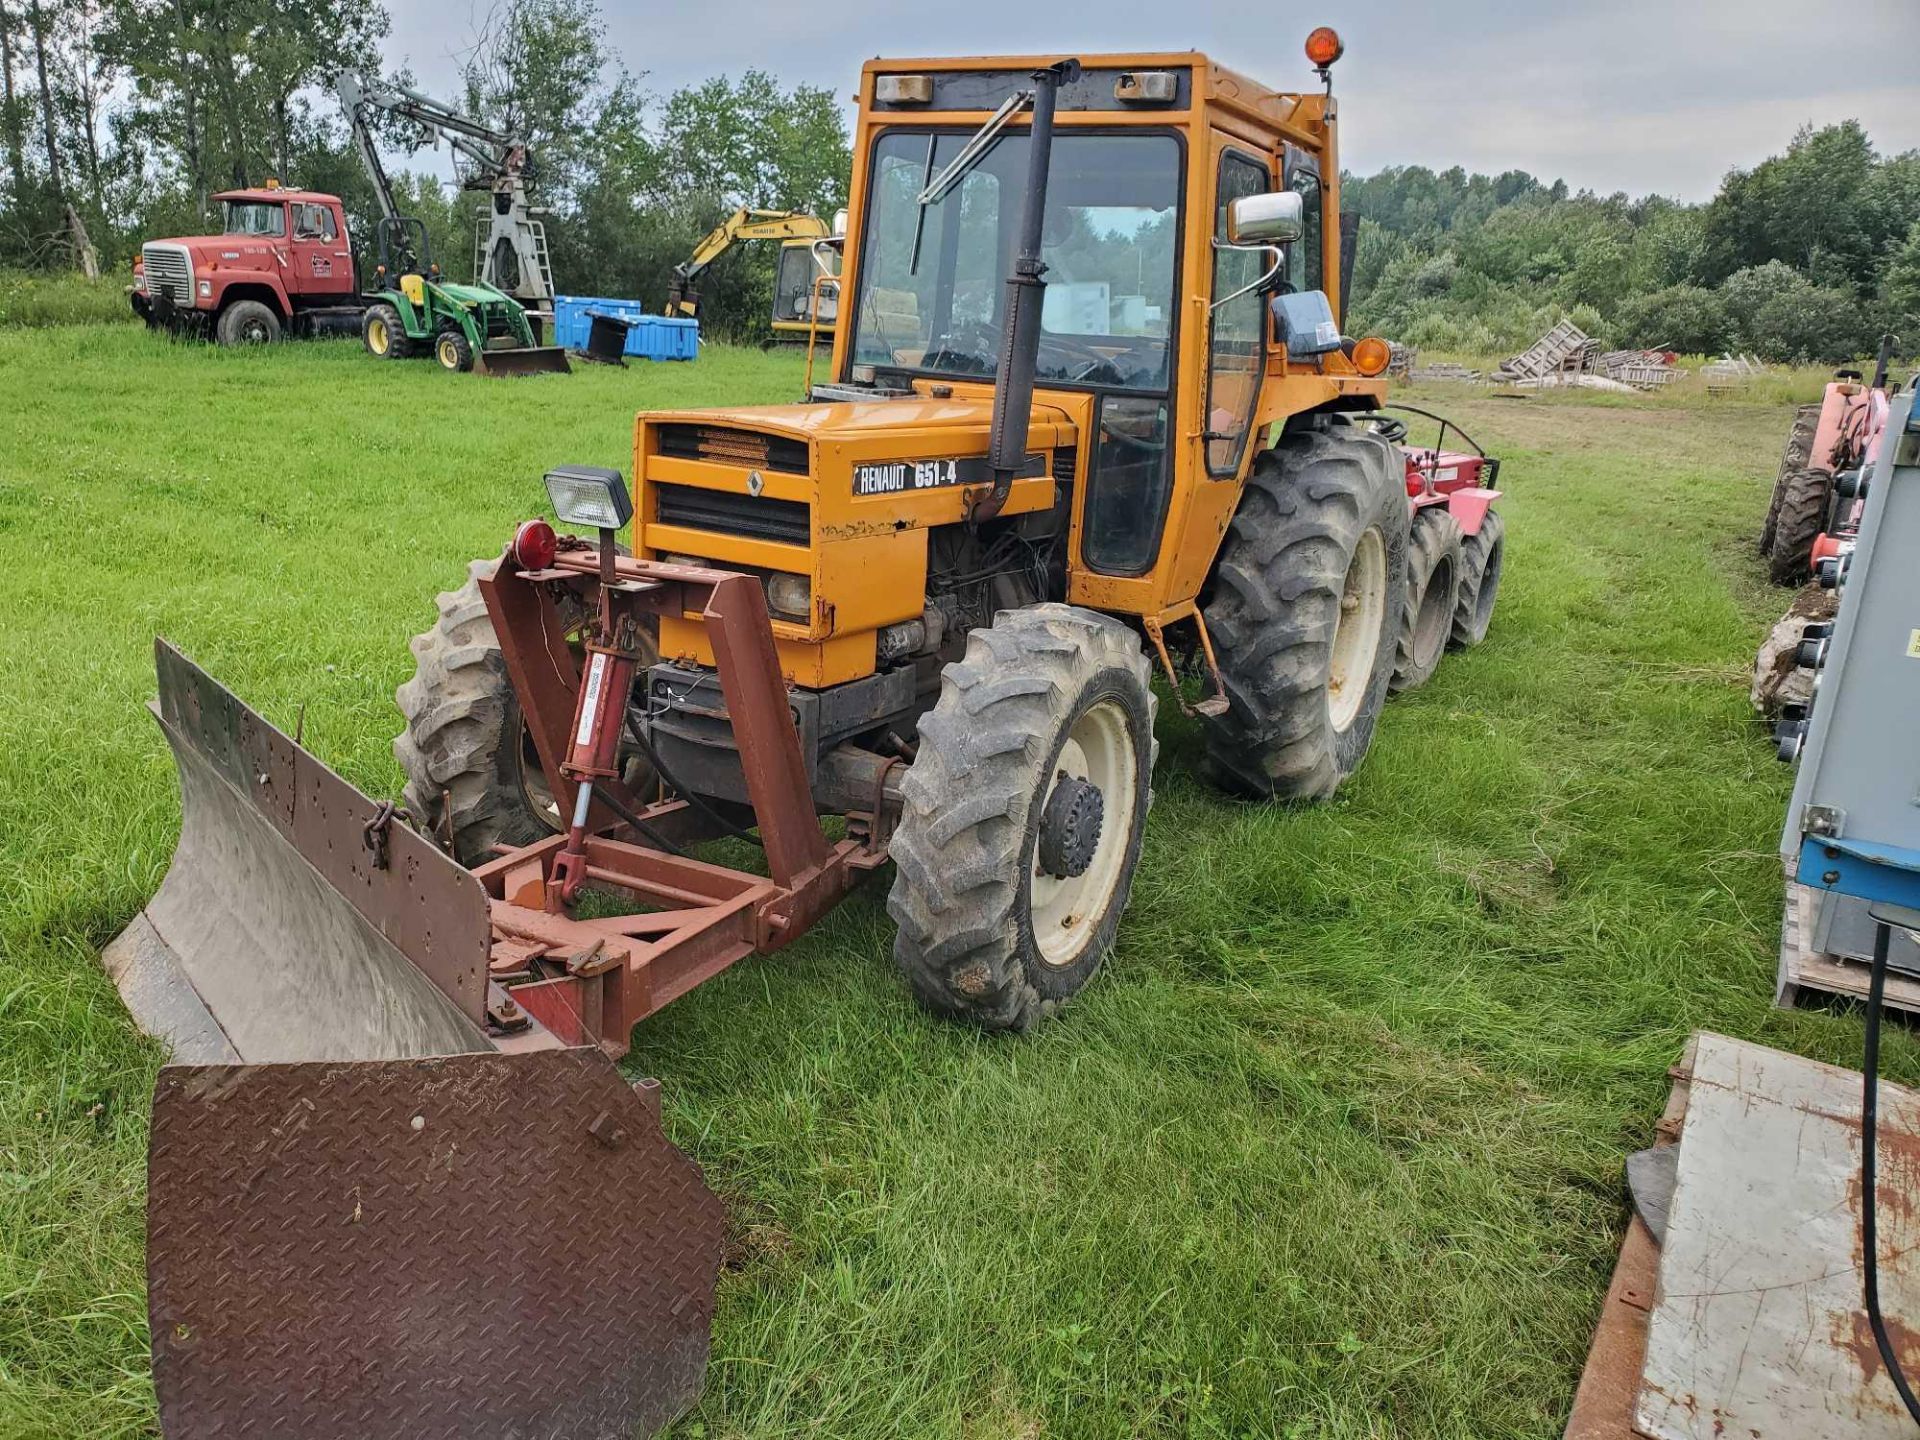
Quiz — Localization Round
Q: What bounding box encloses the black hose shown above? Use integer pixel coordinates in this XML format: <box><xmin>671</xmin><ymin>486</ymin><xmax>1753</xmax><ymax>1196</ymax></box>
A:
<box><xmin>588</xmin><ymin>781</ymin><xmax>687</xmax><ymax>858</ymax></box>
<box><xmin>1862</xmin><ymin>919</ymin><xmax>1920</xmax><ymax>1426</ymax></box>
<box><xmin>622</xmin><ymin>710</ymin><xmax>764</xmax><ymax>848</ymax></box>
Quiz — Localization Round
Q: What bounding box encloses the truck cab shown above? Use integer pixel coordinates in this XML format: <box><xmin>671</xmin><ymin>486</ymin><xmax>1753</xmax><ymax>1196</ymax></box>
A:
<box><xmin>131</xmin><ymin>185</ymin><xmax>361</xmax><ymax>344</ymax></box>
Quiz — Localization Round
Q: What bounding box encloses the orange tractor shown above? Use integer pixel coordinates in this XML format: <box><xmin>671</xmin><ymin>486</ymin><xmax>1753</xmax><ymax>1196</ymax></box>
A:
<box><xmin>106</xmin><ymin>33</ymin><xmax>1504</xmax><ymax>1438</ymax></box>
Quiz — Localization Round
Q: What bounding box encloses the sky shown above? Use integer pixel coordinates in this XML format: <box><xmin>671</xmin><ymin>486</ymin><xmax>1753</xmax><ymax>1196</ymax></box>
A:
<box><xmin>381</xmin><ymin>0</ymin><xmax>1920</xmax><ymax>201</ymax></box>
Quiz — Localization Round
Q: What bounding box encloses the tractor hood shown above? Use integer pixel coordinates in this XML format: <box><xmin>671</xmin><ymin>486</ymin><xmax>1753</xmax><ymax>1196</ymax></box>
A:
<box><xmin>639</xmin><ymin>393</ymin><xmax>1079</xmax><ymax>480</ymax></box>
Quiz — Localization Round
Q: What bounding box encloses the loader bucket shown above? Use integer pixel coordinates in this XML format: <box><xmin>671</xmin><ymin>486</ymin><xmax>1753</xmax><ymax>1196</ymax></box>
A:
<box><xmin>104</xmin><ymin>639</ymin><xmax>724</xmax><ymax>1440</ymax></box>
<box><xmin>475</xmin><ymin>342</ymin><xmax>572</xmax><ymax>377</ymax></box>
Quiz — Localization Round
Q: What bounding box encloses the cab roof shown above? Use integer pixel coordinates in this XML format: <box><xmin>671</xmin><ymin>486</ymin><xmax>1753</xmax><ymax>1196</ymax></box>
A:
<box><xmin>858</xmin><ymin>52</ymin><xmax>1310</xmax><ymax>119</ymax></box>
<box><xmin>212</xmin><ymin>187</ymin><xmax>340</xmax><ymax>206</ymax></box>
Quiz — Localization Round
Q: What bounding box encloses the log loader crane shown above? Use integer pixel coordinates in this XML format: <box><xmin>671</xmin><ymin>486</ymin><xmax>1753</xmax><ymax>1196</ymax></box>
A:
<box><xmin>108</xmin><ymin>30</ymin><xmax>1504</xmax><ymax>1439</ymax></box>
<box><xmin>337</xmin><ymin>75</ymin><xmax>568</xmax><ymax>375</ymax></box>
<box><xmin>337</xmin><ymin>74</ymin><xmax>558</xmax><ymax>327</ymax></box>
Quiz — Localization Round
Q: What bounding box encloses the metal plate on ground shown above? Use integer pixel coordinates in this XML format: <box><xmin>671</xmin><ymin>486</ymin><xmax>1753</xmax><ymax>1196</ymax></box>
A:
<box><xmin>1636</xmin><ymin>1031</ymin><xmax>1920</xmax><ymax>1439</ymax></box>
<box><xmin>148</xmin><ymin>1047</ymin><xmax>725</xmax><ymax>1439</ymax></box>
<box><xmin>107</xmin><ymin>640</ymin><xmax>491</xmax><ymax>1062</ymax></box>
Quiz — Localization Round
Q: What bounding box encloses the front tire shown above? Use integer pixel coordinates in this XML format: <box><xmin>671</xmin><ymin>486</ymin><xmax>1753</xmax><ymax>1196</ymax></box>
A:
<box><xmin>435</xmin><ymin>327</ymin><xmax>475</xmax><ymax>373</ymax></box>
<box><xmin>394</xmin><ymin>561</ymin><xmax>656</xmax><ymax>865</ymax></box>
<box><xmin>215</xmin><ymin>299</ymin><xmax>281</xmax><ymax>346</ymax></box>
<box><xmin>1201</xmin><ymin>422</ymin><xmax>1409</xmax><ymax>800</ymax></box>
<box><xmin>887</xmin><ymin>605</ymin><xmax>1157</xmax><ymax>1032</ymax></box>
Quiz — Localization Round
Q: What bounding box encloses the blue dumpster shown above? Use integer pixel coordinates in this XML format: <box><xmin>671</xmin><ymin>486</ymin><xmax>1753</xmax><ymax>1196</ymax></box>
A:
<box><xmin>551</xmin><ymin>296</ymin><xmax>700</xmax><ymax>361</ymax></box>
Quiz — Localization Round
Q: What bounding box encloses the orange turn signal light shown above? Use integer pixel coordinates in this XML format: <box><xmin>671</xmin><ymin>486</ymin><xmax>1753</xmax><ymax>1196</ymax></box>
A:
<box><xmin>1352</xmin><ymin>336</ymin><xmax>1392</xmax><ymax>377</ymax></box>
<box><xmin>1305</xmin><ymin>27</ymin><xmax>1344</xmax><ymax>69</ymax></box>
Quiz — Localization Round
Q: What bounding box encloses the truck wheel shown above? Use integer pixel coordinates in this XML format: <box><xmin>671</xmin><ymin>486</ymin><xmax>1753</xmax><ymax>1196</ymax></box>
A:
<box><xmin>216</xmin><ymin>299</ymin><xmax>281</xmax><ymax>345</ymax></box>
<box><xmin>1392</xmin><ymin>507</ymin><xmax>1464</xmax><ymax>691</ymax></box>
<box><xmin>1760</xmin><ymin>403</ymin><xmax>1822</xmax><ymax>555</ymax></box>
<box><xmin>435</xmin><ymin>327</ymin><xmax>475</xmax><ymax>373</ymax></box>
<box><xmin>1200</xmin><ymin>421</ymin><xmax>1408</xmax><ymax>800</ymax></box>
<box><xmin>1768</xmin><ymin>467</ymin><xmax>1833</xmax><ymax>586</ymax></box>
<box><xmin>363</xmin><ymin>304</ymin><xmax>410</xmax><ymax>360</ymax></box>
<box><xmin>393</xmin><ymin>560</ymin><xmax>657</xmax><ymax>865</ymax></box>
<box><xmin>1450</xmin><ymin>508</ymin><xmax>1505</xmax><ymax>649</ymax></box>
<box><xmin>888</xmin><ymin>604</ymin><xmax>1157</xmax><ymax>1031</ymax></box>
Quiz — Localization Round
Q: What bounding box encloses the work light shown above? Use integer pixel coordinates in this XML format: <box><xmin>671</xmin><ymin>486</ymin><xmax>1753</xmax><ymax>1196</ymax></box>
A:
<box><xmin>544</xmin><ymin>465</ymin><xmax>633</xmax><ymax>529</ymax></box>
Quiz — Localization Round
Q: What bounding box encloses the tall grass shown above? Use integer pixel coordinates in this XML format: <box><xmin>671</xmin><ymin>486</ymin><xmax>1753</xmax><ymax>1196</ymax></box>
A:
<box><xmin>0</xmin><ymin>269</ymin><xmax>136</xmax><ymax>327</ymax></box>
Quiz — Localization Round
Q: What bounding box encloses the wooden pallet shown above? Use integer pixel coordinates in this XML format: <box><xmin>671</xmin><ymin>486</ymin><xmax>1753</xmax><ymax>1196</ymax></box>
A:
<box><xmin>1776</xmin><ymin>876</ymin><xmax>1920</xmax><ymax>1017</ymax></box>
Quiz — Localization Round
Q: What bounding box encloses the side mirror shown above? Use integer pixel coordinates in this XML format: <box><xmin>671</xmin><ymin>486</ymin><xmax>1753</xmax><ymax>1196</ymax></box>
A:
<box><xmin>1227</xmin><ymin>190</ymin><xmax>1304</xmax><ymax>246</ymax></box>
<box><xmin>831</xmin><ymin>208</ymin><xmax>849</xmax><ymax>239</ymax></box>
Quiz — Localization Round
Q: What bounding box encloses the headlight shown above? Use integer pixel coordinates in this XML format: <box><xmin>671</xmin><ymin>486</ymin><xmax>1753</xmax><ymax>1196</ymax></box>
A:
<box><xmin>765</xmin><ymin>573</ymin><xmax>811</xmax><ymax>620</ymax></box>
<box><xmin>197</xmin><ymin>279</ymin><xmax>212</xmax><ymax>297</ymax></box>
<box><xmin>544</xmin><ymin>465</ymin><xmax>634</xmax><ymax>529</ymax></box>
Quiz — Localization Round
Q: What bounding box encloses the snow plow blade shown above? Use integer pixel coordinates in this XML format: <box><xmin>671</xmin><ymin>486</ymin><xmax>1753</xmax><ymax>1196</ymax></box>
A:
<box><xmin>104</xmin><ymin>639</ymin><xmax>724</xmax><ymax>1440</ymax></box>
<box><xmin>476</xmin><ymin>342</ymin><xmax>572</xmax><ymax>377</ymax></box>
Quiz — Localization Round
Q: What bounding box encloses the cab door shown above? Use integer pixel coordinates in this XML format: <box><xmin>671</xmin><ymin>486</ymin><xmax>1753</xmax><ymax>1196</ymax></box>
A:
<box><xmin>286</xmin><ymin>201</ymin><xmax>343</xmax><ymax>297</ymax></box>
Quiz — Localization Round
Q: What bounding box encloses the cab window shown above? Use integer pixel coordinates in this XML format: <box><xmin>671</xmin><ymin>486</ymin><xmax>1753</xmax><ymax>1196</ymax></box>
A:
<box><xmin>293</xmin><ymin>204</ymin><xmax>336</xmax><ymax>241</ymax></box>
<box><xmin>1285</xmin><ymin>165</ymin><xmax>1323</xmax><ymax>295</ymax></box>
<box><xmin>1205</xmin><ymin>150</ymin><xmax>1272</xmax><ymax>476</ymax></box>
<box><xmin>223</xmin><ymin>201</ymin><xmax>286</xmax><ymax>237</ymax></box>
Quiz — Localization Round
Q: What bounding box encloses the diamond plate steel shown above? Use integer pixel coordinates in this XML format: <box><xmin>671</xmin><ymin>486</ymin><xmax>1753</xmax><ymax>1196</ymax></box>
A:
<box><xmin>148</xmin><ymin>1048</ymin><xmax>724</xmax><ymax>1439</ymax></box>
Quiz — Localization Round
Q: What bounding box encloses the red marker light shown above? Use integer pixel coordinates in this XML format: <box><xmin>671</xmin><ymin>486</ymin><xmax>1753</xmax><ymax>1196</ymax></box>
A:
<box><xmin>512</xmin><ymin>518</ymin><xmax>558</xmax><ymax>571</ymax></box>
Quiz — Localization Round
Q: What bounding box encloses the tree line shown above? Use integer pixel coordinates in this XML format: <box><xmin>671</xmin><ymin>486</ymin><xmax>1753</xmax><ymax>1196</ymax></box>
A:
<box><xmin>0</xmin><ymin>0</ymin><xmax>850</xmax><ymax>337</ymax></box>
<box><xmin>1345</xmin><ymin>121</ymin><xmax>1920</xmax><ymax>362</ymax></box>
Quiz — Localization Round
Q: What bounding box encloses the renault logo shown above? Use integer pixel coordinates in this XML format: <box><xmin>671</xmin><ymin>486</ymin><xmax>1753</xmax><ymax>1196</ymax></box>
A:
<box><xmin>747</xmin><ymin>469</ymin><xmax>764</xmax><ymax>497</ymax></box>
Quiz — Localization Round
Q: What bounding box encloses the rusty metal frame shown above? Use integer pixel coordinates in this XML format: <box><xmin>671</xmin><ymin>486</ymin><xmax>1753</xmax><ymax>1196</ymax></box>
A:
<box><xmin>475</xmin><ymin>545</ymin><xmax>884</xmax><ymax>1056</ymax></box>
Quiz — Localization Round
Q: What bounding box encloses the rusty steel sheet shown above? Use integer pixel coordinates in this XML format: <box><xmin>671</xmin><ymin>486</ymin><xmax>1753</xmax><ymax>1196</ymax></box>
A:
<box><xmin>1636</xmin><ymin>1031</ymin><xmax>1920</xmax><ymax>1439</ymax></box>
<box><xmin>148</xmin><ymin>1047</ymin><xmax>725</xmax><ymax>1440</ymax></box>
<box><xmin>103</xmin><ymin>639</ymin><xmax>492</xmax><ymax>1062</ymax></box>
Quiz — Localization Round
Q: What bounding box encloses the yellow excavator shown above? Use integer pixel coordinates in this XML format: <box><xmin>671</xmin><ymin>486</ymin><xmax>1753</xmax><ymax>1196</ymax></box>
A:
<box><xmin>664</xmin><ymin>206</ymin><xmax>841</xmax><ymax>340</ymax></box>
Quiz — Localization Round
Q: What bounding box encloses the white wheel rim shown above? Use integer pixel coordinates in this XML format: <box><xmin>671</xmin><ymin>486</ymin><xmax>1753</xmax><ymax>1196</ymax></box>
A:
<box><xmin>1030</xmin><ymin>697</ymin><xmax>1137</xmax><ymax>968</ymax></box>
<box><xmin>1328</xmin><ymin>527</ymin><xmax>1387</xmax><ymax>732</ymax></box>
<box><xmin>1414</xmin><ymin>556</ymin><xmax>1454</xmax><ymax>669</ymax></box>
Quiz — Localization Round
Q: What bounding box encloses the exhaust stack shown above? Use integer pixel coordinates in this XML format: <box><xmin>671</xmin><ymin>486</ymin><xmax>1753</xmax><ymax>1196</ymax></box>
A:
<box><xmin>972</xmin><ymin>58</ymin><xmax>1080</xmax><ymax>524</ymax></box>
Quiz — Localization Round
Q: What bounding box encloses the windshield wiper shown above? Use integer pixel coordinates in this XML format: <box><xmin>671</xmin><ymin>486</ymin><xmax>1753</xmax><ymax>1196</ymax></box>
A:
<box><xmin>918</xmin><ymin>89</ymin><xmax>1030</xmax><ymax>207</ymax></box>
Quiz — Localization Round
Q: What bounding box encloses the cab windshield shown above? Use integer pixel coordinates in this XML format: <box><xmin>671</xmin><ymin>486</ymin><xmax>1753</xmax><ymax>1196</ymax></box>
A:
<box><xmin>851</xmin><ymin>130</ymin><xmax>1180</xmax><ymax>391</ymax></box>
<box><xmin>223</xmin><ymin>201</ymin><xmax>286</xmax><ymax>237</ymax></box>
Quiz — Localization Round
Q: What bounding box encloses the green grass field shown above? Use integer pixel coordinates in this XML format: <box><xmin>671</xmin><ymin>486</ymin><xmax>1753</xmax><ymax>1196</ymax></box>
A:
<box><xmin>0</xmin><ymin>326</ymin><xmax>1903</xmax><ymax>1439</ymax></box>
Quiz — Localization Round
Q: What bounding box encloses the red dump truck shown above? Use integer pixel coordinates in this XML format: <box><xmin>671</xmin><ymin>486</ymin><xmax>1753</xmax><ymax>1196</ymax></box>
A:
<box><xmin>130</xmin><ymin>183</ymin><xmax>369</xmax><ymax>344</ymax></box>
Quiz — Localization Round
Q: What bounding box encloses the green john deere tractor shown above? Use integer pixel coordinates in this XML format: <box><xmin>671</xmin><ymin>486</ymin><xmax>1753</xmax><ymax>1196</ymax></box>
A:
<box><xmin>360</xmin><ymin>216</ymin><xmax>570</xmax><ymax>377</ymax></box>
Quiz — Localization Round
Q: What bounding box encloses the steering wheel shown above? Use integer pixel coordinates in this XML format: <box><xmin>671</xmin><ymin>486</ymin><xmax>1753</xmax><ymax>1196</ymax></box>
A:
<box><xmin>1101</xmin><ymin>417</ymin><xmax>1167</xmax><ymax>457</ymax></box>
<box><xmin>1370</xmin><ymin>415</ymin><xmax>1409</xmax><ymax>444</ymax></box>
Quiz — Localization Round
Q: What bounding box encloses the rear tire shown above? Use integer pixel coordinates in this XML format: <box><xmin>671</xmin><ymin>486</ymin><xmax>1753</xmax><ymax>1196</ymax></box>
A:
<box><xmin>1450</xmin><ymin>508</ymin><xmax>1505</xmax><ymax>649</ymax></box>
<box><xmin>1200</xmin><ymin>421</ymin><xmax>1409</xmax><ymax>800</ymax></box>
<box><xmin>363</xmin><ymin>303</ymin><xmax>410</xmax><ymax>360</ymax></box>
<box><xmin>216</xmin><ymin>299</ymin><xmax>281</xmax><ymax>346</ymax></box>
<box><xmin>435</xmin><ymin>327</ymin><xmax>475</xmax><ymax>373</ymax></box>
<box><xmin>1392</xmin><ymin>507</ymin><xmax>1464</xmax><ymax>692</ymax></box>
<box><xmin>1760</xmin><ymin>403</ymin><xmax>1821</xmax><ymax>555</ymax></box>
<box><xmin>1768</xmin><ymin>467</ymin><xmax>1832</xmax><ymax>586</ymax></box>
<box><xmin>887</xmin><ymin>604</ymin><xmax>1157</xmax><ymax>1032</ymax></box>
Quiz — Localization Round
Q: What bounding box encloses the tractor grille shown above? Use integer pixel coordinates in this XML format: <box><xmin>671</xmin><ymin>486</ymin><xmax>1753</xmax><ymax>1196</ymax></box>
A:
<box><xmin>142</xmin><ymin>244</ymin><xmax>193</xmax><ymax>306</ymax></box>
<box><xmin>656</xmin><ymin>424</ymin><xmax>809</xmax><ymax>476</ymax></box>
<box><xmin>654</xmin><ymin>483</ymin><xmax>810</xmax><ymax>546</ymax></box>
<box><xmin>1052</xmin><ymin>447</ymin><xmax>1078</xmax><ymax>483</ymax></box>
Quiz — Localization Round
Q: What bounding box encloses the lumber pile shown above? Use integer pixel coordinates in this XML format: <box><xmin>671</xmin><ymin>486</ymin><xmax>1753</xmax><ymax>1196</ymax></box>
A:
<box><xmin>1408</xmin><ymin>361</ymin><xmax>1481</xmax><ymax>383</ymax></box>
<box><xmin>1496</xmin><ymin>318</ymin><xmax>1599</xmax><ymax>382</ymax></box>
<box><xmin>1496</xmin><ymin>320</ymin><xmax>1684</xmax><ymax>391</ymax></box>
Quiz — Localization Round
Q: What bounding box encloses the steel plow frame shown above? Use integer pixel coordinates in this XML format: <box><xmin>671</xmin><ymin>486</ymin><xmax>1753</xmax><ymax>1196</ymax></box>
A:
<box><xmin>109</xmin><ymin>548</ymin><xmax>891</xmax><ymax>1437</ymax></box>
